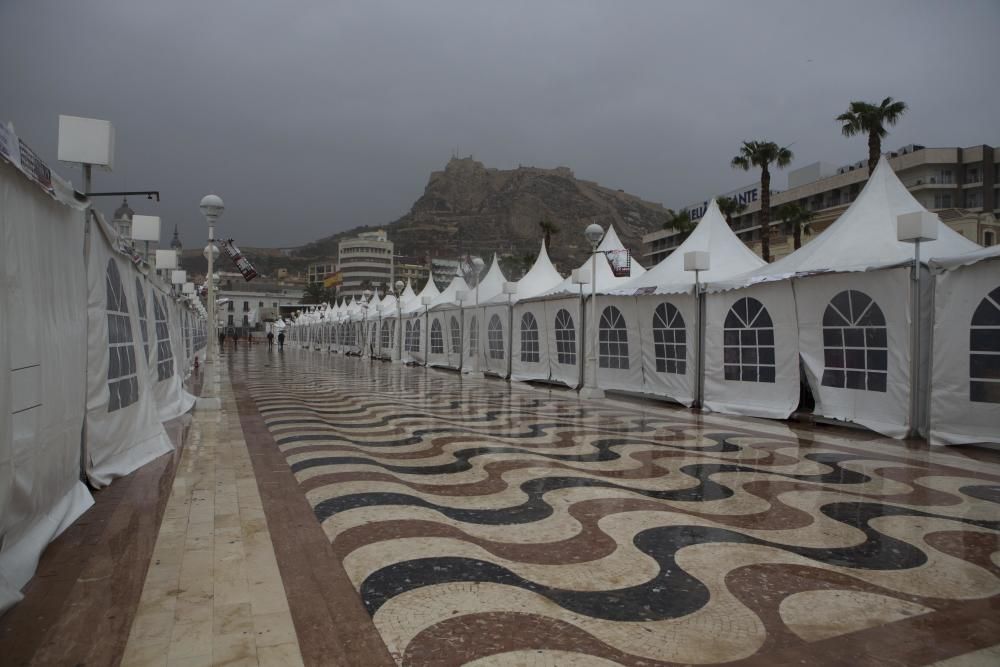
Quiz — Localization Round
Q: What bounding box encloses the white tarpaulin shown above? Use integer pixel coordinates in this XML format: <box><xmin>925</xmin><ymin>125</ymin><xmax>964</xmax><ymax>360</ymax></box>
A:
<box><xmin>147</xmin><ymin>282</ymin><xmax>196</xmax><ymax>422</ymax></box>
<box><xmin>929</xmin><ymin>247</ymin><xmax>1000</xmax><ymax>445</ymax></box>
<box><xmin>1</xmin><ymin>159</ymin><xmax>93</xmax><ymax>613</ymax></box>
<box><xmin>85</xmin><ymin>213</ymin><xmax>173</xmax><ymax>487</ymax></box>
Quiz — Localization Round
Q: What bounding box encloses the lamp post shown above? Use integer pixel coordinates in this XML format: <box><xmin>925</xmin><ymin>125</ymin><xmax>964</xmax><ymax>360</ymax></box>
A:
<box><xmin>362</xmin><ymin>289</ymin><xmax>372</xmax><ymax>358</ymax></box>
<box><xmin>898</xmin><ymin>211</ymin><xmax>937</xmax><ymax>438</ymax></box>
<box><xmin>455</xmin><ymin>289</ymin><xmax>468</xmax><ymax>371</ymax></box>
<box><xmin>579</xmin><ymin>223</ymin><xmax>606</xmax><ymax>400</ymax></box>
<box><xmin>468</xmin><ymin>257</ymin><xmax>486</xmax><ymax>377</ymax></box>
<box><xmin>200</xmin><ymin>194</ymin><xmax>224</xmax><ymax>366</ymax></box>
<box><xmin>394</xmin><ymin>279</ymin><xmax>404</xmax><ymax>364</ymax></box>
<box><xmin>421</xmin><ymin>295</ymin><xmax>433</xmax><ymax>367</ymax></box>
<box><xmin>376</xmin><ymin>303</ymin><xmax>384</xmax><ymax>359</ymax></box>
<box><xmin>684</xmin><ymin>250</ymin><xmax>711</xmax><ymax>409</ymax></box>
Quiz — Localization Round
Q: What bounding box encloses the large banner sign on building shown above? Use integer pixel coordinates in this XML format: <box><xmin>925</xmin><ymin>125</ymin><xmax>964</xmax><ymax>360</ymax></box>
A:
<box><xmin>220</xmin><ymin>239</ymin><xmax>258</xmax><ymax>282</ymax></box>
<box><xmin>686</xmin><ymin>183</ymin><xmax>761</xmax><ymax>222</ymax></box>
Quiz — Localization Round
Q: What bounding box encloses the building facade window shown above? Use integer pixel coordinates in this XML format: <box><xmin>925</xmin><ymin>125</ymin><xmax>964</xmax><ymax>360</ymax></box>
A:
<box><xmin>821</xmin><ymin>290</ymin><xmax>888</xmax><ymax>392</ymax></box>
<box><xmin>723</xmin><ymin>297</ymin><xmax>776</xmax><ymax>383</ymax></box>
<box><xmin>105</xmin><ymin>260</ymin><xmax>139</xmax><ymax>411</ymax></box>
<box><xmin>520</xmin><ymin>312</ymin><xmax>539</xmax><ymax>363</ymax></box>
<box><xmin>154</xmin><ymin>292</ymin><xmax>174</xmax><ymax>382</ymax></box>
<box><xmin>450</xmin><ymin>316</ymin><xmax>461</xmax><ymax>354</ymax></box>
<box><xmin>652</xmin><ymin>302</ymin><xmax>686</xmax><ymax>374</ymax></box>
<box><xmin>554</xmin><ymin>309</ymin><xmax>576</xmax><ymax>365</ymax></box>
<box><xmin>430</xmin><ymin>319</ymin><xmax>444</xmax><ymax>354</ymax></box>
<box><xmin>135</xmin><ymin>277</ymin><xmax>149</xmax><ymax>361</ymax></box>
<box><xmin>970</xmin><ymin>285</ymin><xmax>1000</xmax><ymax>403</ymax></box>
<box><xmin>487</xmin><ymin>314</ymin><xmax>504</xmax><ymax>360</ymax></box>
<box><xmin>933</xmin><ymin>193</ymin><xmax>953</xmax><ymax>208</ymax></box>
<box><xmin>468</xmin><ymin>316</ymin><xmax>478</xmax><ymax>358</ymax></box>
<box><xmin>598</xmin><ymin>305</ymin><xmax>629</xmax><ymax>369</ymax></box>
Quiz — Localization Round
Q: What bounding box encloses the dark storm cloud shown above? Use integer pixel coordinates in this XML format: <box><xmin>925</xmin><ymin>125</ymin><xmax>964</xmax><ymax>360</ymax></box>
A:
<box><xmin>1</xmin><ymin>0</ymin><xmax>997</xmax><ymax>248</ymax></box>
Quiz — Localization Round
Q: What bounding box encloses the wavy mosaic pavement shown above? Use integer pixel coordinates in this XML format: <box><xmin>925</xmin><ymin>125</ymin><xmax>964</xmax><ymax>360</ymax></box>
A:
<box><xmin>237</xmin><ymin>350</ymin><xmax>1000</xmax><ymax>666</ymax></box>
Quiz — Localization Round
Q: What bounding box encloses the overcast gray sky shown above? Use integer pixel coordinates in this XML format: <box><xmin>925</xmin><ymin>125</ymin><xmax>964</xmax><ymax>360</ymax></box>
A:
<box><xmin>2</xmin><ymin>0</ymin><xmax>998</xmax><ymax>248</ymax></box>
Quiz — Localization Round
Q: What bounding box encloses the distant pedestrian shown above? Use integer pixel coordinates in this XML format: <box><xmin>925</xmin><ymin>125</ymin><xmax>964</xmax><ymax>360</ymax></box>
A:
<box><xmin>218</xmin><ymin>331</ymin><xmax>226</xmax><ymax>351</ymax></box>
<box><xmin>247</xmin><ymin>331</ymin><xmax>253</xmax><ymax>345</ymax></box>
<box><xmin>231</xmin><ymin>330</ymin><xmax>239</xmax><ymax>348</ymax></box>
<box><xmin>267</xmin><ymin>331</ymin><xmax>274</xmax><ymax>350</ymax></box>
<box><xmin>278</xmin><ymin>331</ymin><xmax>285</xmax><ymax>350</ymax></box>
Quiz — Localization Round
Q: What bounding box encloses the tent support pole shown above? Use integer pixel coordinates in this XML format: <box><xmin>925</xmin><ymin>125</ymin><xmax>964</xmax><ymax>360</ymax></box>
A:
<box><xmin>908</xmin><ymin>243</ymin><xmax>921</xmax><ymax>439</ymax></box>
<box><xmin>695</xmin><ymin>273</ymin><xmax>704</xmax><ymax>409</ymax></box>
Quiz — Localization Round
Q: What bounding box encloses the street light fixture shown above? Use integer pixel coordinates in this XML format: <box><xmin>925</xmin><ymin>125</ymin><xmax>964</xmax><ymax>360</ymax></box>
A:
<box><xmin>394</xmin><ymin>280</ymin><xmax>405</xmax><ymax>363</ymax></box>
<box><xmin>200</xmin><ymin>194</ymin><xmax>224</xmax><ymax>366</ymax></box>
<box><xmin>684</xmin><ymin>250</ymin><xmax>711</xmax><ymax>408</ymax></box>
<box><xmin>579</xmin><ymin>223</ymin><xmax>606</xmax><ymax>400</ymax></box>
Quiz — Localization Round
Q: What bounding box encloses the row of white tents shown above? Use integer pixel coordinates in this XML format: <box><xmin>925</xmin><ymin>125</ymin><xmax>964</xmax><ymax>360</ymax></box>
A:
<box><xmin>1</xmin><ymin>158</ymin><xmax>206</xmax><ymax>612</ymax></box>
<box><xmin>287</xmin><ymin>157</ymin><xmax>998</xmax><ymax>448</ymax></box>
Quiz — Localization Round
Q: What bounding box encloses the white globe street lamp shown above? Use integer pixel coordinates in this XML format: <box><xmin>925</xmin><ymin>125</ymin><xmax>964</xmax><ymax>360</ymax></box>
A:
<box><xmin>580</xmin><ymin>223</ymin><xmax>606</xmax><ymax>400</ymax></box>
<box><xmin>200</xmin><ymin>194</ymin><xmax>224</xmax><ymax>367</ymax></box>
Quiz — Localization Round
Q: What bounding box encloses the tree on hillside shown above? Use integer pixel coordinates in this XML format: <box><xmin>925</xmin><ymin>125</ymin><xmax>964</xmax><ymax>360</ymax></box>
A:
<box><xmin>778</xmin><ymin>203</ymin><xmax>815</xmax><ymax>250</ymax></box>
<box><xmin>301</xmin><ymin>282</ymin><xmax>331</xmax><ymax>304</ymax></box>
<box><xmin>732</xmin><ymin>140</ymin><xmax>794</xmax><ymax>262</ymax></box>
<box><xmin>716</xmin><ymin>195</ymin><xmax>747</xmax><ymax>228</ymax></box>
<box><xmin>837</xmin><ymin>97</ymin><xmax>907</xmax><ymax>175</ymax></box>
<box><xmin>539</xmin><ymin>218</ymin><xmax>559</xmax><ymax>250</ymax></box>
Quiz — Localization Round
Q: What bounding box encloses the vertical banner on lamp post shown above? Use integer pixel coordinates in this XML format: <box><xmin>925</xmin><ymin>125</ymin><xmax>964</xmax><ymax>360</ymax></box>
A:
<box><xmin>220</xmin><ymin>238</ymin><xmax>258</xmax><ymax>282</ymax></box>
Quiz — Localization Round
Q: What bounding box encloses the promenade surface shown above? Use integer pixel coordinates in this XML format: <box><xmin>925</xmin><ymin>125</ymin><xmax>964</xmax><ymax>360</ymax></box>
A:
<box><xmin>2</xmin><ymin>345</ymin><xmax>999</xmax><ymax>666</ymax></box>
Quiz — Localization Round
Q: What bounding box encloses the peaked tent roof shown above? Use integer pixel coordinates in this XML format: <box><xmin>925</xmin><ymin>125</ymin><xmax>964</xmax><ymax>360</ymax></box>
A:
<box><xmin>484</xmin><ymin>240</ymin><xmax>564</xmax><ymax>304</ymax></box>
<box><xmin>612</xmin><ymin>199</ymin><xmax>765</xmax><ymax>295</ymax></box>
<box><xmin>537</xmin><ymin>224</ymin><xmax>646</xmax><ymax>298</ymax></box>
<box><xmin>403</xmin><ymin>271</ymin><xmax>442</xmax><ymax>314</ymax></box>
<box><xmin>467</xmin><ymin>254</ymin><xmax>507</xmax><ymax>305</ymax></box>
<box><xmin>713</xmin><ymin>157</ymin><xmax>980</xmax><ymax>289</ymax></box>
<box><xmin>430</xmin><ymin>274</ymin><xmax>471</xmax><ymax>308</ymax></box>
<box><xmin>398</xmin><ymin>279</ymin><xmax>418</xmax><ymax>309</ymax></box>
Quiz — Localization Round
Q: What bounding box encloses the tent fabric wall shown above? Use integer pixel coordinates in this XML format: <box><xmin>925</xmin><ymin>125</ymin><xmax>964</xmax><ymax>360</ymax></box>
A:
<box><xmin>482</xmin><ymin>304</ymin><xmax>510</xmax><ymax>378</ymax></box>
<box><xmin>148</xmin><ymin>283</ymin><xmax>196</xmax><ymax>422</ymax></box>
<box><xmin>511</xmin><ymin>301</ymin><xmax>549</xmax><ymax>382</ymax></box>
<box><xmin>544</xmin><ymin>297</ymin><xmax>583</xmax><ymax>388</ymax></box>
<box><xmin>930</xmin><ymin>253</ymin><xmax>1000</xmax><ymax>445</ymax></box>
<box><xmin>635</xmin><ymin>293</ymin><xmax>698</xmax><ymax>406</ymax></box>
<box><xmin>704</xmin><ymin>282</ymin><xmax>800</xmax><ymax>419</ymax></box>
<box><xmin>592</xmin><ymin>297</ymin><xmax>644</xmax><ymax>392</ymax></box>
<box><xmin>85</xmin><ymin>216</ymin><xmax>173</xmax><ymax>487</ymax></box>
<box><xmin>793</xmin><ymin>268</ymin><xmax>913</xmax><ymax>438</ymax></box>
<box><xmin>1</xmin><ymin>161</ymin><xmax>94</xmax><ymax>613</ymax></box>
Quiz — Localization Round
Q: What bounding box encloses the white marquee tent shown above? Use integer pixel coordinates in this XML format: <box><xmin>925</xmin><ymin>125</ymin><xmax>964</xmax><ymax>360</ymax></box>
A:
<box><xmin>705</xmin><ymin>157</ymin><xmax>979</xmax><ymax>436</ymax></box>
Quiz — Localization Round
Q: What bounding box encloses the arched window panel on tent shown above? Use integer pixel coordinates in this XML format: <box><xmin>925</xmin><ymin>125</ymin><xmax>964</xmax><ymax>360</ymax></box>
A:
<box><xmin>135</xmin><ymin>277</ymin><xmax>149</xmax><ymax>361</ymax></box>
<box><xmin>468</xmin><ymin>316</ymin><xmax>479</xmax><ymax>358</ymax></box>
<box><xmin>821</xmin><ymin>290</ymin><xmax>888</xmax><ymax>392</ymax></box>
<box><xmin>185</xmin><ymin>312</ymin><xmax>191</xmax><ymax>360</ymax></box>
<box><xmin>520</xmin><ymin>312</ymin><xmax>540</xmax><ymax>363</ymax></box>
<box><xmin>653</xmin><ymin>302</ymin><xmax>686</xmax><ymax>375</ymax></box>
<box><xmin>488</xmin><ymin>314</ymin><xmax>505</xmax><ymax>360</ymax></box>
<box><xmin>554</xmin><ymin>308</ymin><xmax>576</xmax><ymax>365</ymax></box>
<box><xmin>431</xmin><ymin>319</ymin><xmax>444</xmax><ymax>354</ymax></box>
<box><xmin>450</xmin><ymin>316</ymin><xmax>462</xmax><ymax>354</ymax></box>
<box><xmin>723</xmin><ymin>297</ymin><xmax>775</xmax><ymax>383</ymax></box>
<box><xmin>105</xmin><ymin>260</ymin><xmax>139</xmax><ymax>411</ymax></box>
<box><xmin>369</xmin><ymin>324</ymin><xmax>377</xmax><ymax>348</ymax></box>
<box><xmin>599</xmin><ymin>305</ymin><xmax>629</xmax><ymax>369</ymax></box>
<box><xmin>404</xmin><ymin>320</ymin><xmax>414</xmax><ymax>352</ymax></box>
<box><xmin>970</xmin><ymin>285</ymin><xmax>1000</xmax><ymax>403</ymax></box>
<box><xmin>381</xmin><ymin>320</ymin><xmax>391</xmax><ymax>349</ymax></box>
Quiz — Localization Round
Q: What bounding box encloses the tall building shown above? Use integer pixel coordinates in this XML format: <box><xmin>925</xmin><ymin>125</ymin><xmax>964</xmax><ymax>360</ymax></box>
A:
<box><xmin>112</xmin><ymin>198</ymin><xmax>134</xmax><ymax>240</ymax></box>
<box><xmin>307</xmin><ymin>261</ymin><xmax>336</xmax><ymax>285</ymax></box>
<box><xmin>643</xmin><ymin>144</ymin><xmax>1000</xmax><ymax>264</ymax></box>
<box><xmin>337</xmin><ymin>229</ymin><xmax>394</xmax><ymax>297</ymax></box>
<box><xmin>170</xmin><ymin>223</ymin><xmax>183</xmax><ymax>263</ymax></box>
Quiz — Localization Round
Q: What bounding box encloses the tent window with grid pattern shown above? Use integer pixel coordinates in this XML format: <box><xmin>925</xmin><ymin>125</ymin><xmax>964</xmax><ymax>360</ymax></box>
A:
<box><xmin>821</xmin><ymin>290</ymin><xmax>888</xmax><ymax>392</ymax></box>
<box><xmin>653</xmin><ymin>302</ymin><xmax>686</xmax><ymax>374</ymax></box>
<box><xmin>468</xmin><ymin>316</ymin><xmax>478</xmax><ymax>358</ymax></box>
<box><xmin>450</xmin><ymin>316</ymin><xmax>462</xmax><ymax>354</ymax></box>
<box><xmin>554</xmin><ymin>309</ymin><xmax>576</xmax><ymax>365</ymax></box>
<box><xmin>404</xmin><ymin>320</ymin><xmax>416</xmax><ymax>352</ymax></box>
<box><xmin>154</xmin><ymin>293</ymin><xmax>174</xmax><ymax>382</ymax></box>
<box><xmin>184</xmin><ymin>311</ymin><xmax>191</xmax><ymax>361</ymax></box>
<box><xmin>970</xmin><ymin>285</ymin><xmax>1000</xmax><ymax>403</ymax></box>
<box><xmin>381</xmin><ymin>320</ymin><xmax>391</xmax><ymax>349</ymax></box>
<box><xmin>520</xmin><ymin>312</ymin><xmax>540</xmax><ymax>362</ymax></box>
<box><xmin>369</xmin><ymin>323</ymin><xmax>377</xmax><ymax>348</ymax></box>
<box><xmin>135</xmin><ymin>277</ymin><xmax>149</xmax><ymax>361</ymax></box>
<box><xmin>488</xmin><ymin>314</ymin><xmax>505</xmax><ymax>360</ymax></box>
<box><xmin>430</xmin><ymin>319</ymin><xmax>444</xmax><ymax>354</ymax></box>
<box><xmin>106</xmin><ymin>260</ymin><xmax>139</xmax><ymax>412</ymax></box>
<box><xmin>723</xmin><ymin>297</ymin><xmax>775</xmax><ymax>383</ymax></box>
<box><xmin>599</xmin><ymin>306</ymin><xmax>629</xmax><ymax>369</ymax></box>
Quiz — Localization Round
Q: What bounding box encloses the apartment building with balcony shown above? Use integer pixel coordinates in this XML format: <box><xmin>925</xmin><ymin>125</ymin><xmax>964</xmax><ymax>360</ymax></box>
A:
<box><xmin>337</xmin><ymin>229</ymin><xmax>394</xmax><ymax>297</ymax></box>
<box><xmin>644</xmin><ymin>144</ymin><xmax>999</xmax><ymax>264</ymax></box>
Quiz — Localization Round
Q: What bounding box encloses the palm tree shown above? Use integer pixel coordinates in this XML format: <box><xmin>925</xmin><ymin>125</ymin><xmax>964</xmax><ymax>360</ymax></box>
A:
<box><xmin>663</xmin><ymin>208</ymin><xmax>694</xmax><ymax>232</ymax></box>
<box><xmin>538</xmin><ymin>218</ymin><xmax>559</xmax><ymax>249</ymax></box>
<box><xmin>732</xmin><ymin>140</ymin><xmax>794</xmax><ymax>262</ymax></box>
<box><xmin>836</xmin><ymin>97</ymin><xmax>907</xmax><ymax>175</ymax></box>
<box><xmin>716</xmin><ymin>195</ymin><xmax>747</xmax><ymax>228</ymax></box>
<box><xmin>778</xmin><ymin>203</ymin><xmax>815</xmax><ymax>250</ymax></box>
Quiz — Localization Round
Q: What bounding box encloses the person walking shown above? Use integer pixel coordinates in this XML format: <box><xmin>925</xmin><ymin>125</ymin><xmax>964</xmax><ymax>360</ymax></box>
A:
<box><xmin>231</xmin><ymin>329</ymin><xmax>239</xmax><ymax>349</ymax></box>
<box><xmin>218</xmin><ymin>330</ymin><xmax>226</xmax><ymax>352</ymax></box>
<box><xmin>277</xmin><ymin>330</ymin><xmax>285</xmax><ymax>350</ymax></box>
<box><xmin>267</xmin><ymin>330</ymin><xmax>274</xmax><ymax>350</ymax></box>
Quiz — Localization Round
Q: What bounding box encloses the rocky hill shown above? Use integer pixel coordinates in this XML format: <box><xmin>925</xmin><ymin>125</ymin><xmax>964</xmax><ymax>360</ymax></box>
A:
<box><xmin>295</xmin><ymin>157</ymin><xmax>672</xmax><ymax>271</ymax></box>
